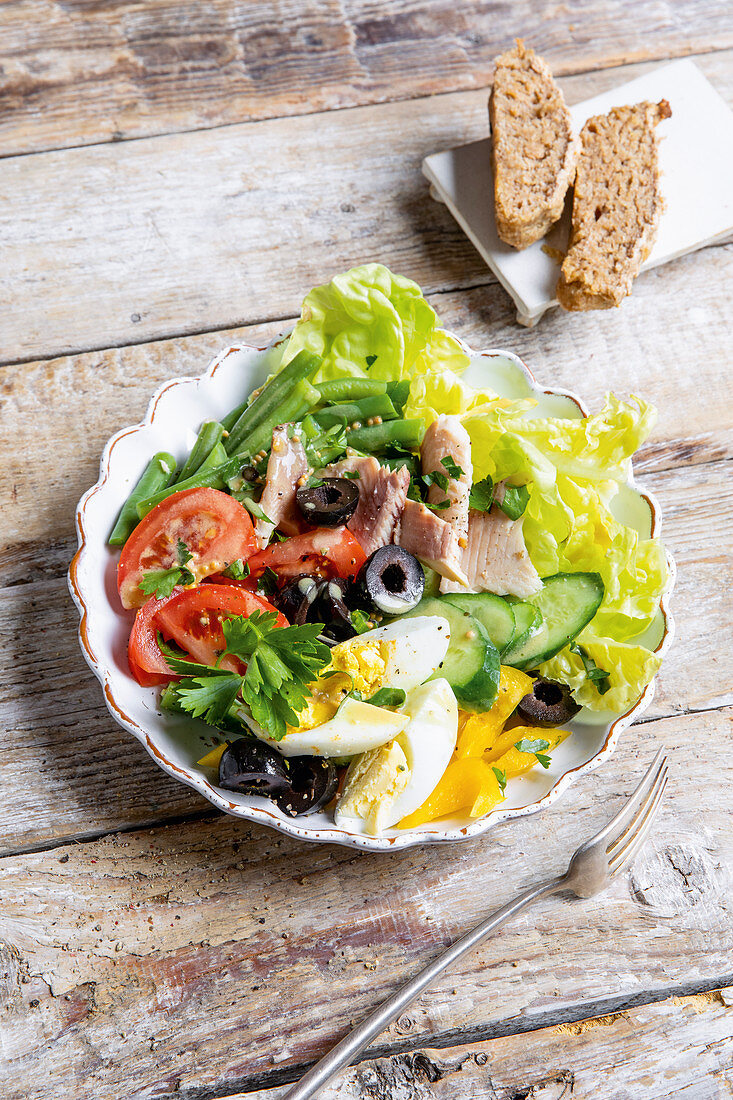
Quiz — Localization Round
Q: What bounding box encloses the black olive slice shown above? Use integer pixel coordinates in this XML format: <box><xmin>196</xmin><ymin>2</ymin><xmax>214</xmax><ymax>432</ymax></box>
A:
<box><xmin>296</xmin><ymin>478</ymin><xmax>359</xmax><ymax>527</ymax></box>
<box><xmin>272</xmin><ymin>574</ymin><xmax>321</xmax><ymax>625</ymax></box>
<box><xmin>355</xmin><ymin>545</ymin><xmax>425</xmax><ymax>614</ymax></box>
<box><xmin>275</xmin><ymin>756</ymin><xmax>338</xmax><ymax>817</ymax></box>
<box><xmin>218</xmin><ymin>739</ymin><xmax>291</xmax><ymax>797</ymax></box>
<box><xmin>516</xmin><ymin>677</ymin><xmax>581</xmax><ymax>728</ymax></box>
<box><xmin>314</xmin><ymin>577</ymin><xmax>357</xmax><ymax>641</ymax></box>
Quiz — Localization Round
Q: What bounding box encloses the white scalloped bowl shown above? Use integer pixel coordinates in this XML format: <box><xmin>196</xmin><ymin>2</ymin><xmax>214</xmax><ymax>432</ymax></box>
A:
<box><xmin>69</xmin><ymin>336</ymin><xmax>675</xmax><ymax>852</ymax></box>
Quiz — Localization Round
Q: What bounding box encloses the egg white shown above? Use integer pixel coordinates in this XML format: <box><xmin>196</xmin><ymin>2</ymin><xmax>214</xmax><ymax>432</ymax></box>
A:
<box><xmin>243</xmin><ymin>697</ymin><xmax>409</xmax><ymax>758</ymax></box>
<box><xmin>334</xmin><ymin>678</ymin><xmax>458</xmax><ymax>833</ymax></box>
<box><xmin>333</xmin><ymin>616</ymin><xmax>451</xmax><ymax>692</ymax></box>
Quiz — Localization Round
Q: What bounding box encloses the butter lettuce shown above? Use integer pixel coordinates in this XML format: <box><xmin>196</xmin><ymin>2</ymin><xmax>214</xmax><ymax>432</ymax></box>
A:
<box><xmin>281</xmin><ymin>263</ymin><xmax>470</xmax><ymax>382</ymax></box>
<box><xmin>538</xmin><ymin>638</ymin><xmax>662</xmax><ymax>714</ymax></box>
<box><xmin>279</xmin><ymin>264</ymin><xmax>667</xmax><ymax>711</ymax></box>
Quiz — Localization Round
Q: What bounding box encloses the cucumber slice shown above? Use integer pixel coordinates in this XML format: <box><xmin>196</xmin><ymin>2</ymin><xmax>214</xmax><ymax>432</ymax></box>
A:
<box><xmin>502</xmin><ymin>573</ymin><xmax>604</xmax><ymax>670</ymax></box>
<box><xmin>403</xmin><ymin>596</ymin><xmax>500</xmax><ymax>710</ymax></box>
<box><xmin>507</xmin><ymin>601</ymin><xmax>543</xmax><ymax>654</ymax></box>
<box><xmin>442</xmin><ymin>592</ymin><xmax>516</xmax><ymax>653</ymax></box>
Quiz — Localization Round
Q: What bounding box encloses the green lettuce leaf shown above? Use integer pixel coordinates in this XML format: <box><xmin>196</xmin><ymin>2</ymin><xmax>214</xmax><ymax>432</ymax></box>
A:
<box><xmin>280</xmin><ymin>263</ymin><xmax>470</xmax><ymax>382</ymax></box>
<box><xmin>538</xmin><ymin>637</ymin><xmax>662</xmax><ymax>712</ymax></box>
<box><xmin>276</xmin><ymin>264</ymin><xmax>668</xmax><ymax>713</ymax></box>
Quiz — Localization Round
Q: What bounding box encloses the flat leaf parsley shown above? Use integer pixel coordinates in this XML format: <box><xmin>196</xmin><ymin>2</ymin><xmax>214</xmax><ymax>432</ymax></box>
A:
<box><xmin>139</xmin><ymin>539</ymin><xmax>195</xmax><ymax>599</ymax></box>
<box><xmin>163</xmin><ymin>611</ymin><xmax>331</xmax><ymax>740</ymax></box>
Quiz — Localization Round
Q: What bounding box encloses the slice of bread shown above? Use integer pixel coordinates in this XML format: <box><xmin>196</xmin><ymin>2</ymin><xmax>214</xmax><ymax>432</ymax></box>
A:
<box><xmin>557</xmin><ymin>99</ymin><xmax>672</xmax><ymax>311</ymax></box>
<box><xmin>490</xmin><ymin>40</ymin><xmax>578</xmax><ymax>250</ymax></box>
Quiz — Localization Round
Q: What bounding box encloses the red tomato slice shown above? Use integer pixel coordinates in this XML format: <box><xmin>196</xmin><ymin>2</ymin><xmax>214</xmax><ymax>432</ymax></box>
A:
<box><xmin>155</xmin><ymin>584</ymin><xmax>287</xmax><ymax>670</ymax></box>
<box><xmin>117</xmin><ymin>487</ymin><xmax>257</xmax><ymax>609</ymax></box>
<box><xmin>247</xmin><ymin>527</ymin><xmax>366</xmax><ymax>580</ymax></box>
<box><xmin>128</xmin><ymin>592</ymin><xmax>180</xmax><ymax>686</ymax></box>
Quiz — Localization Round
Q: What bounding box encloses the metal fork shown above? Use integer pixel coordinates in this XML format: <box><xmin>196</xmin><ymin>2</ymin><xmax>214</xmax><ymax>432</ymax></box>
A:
<box><xmin>283</xmin><ymin>749</ymin><xmax>668</xmax><ymax>1100</ymax></box>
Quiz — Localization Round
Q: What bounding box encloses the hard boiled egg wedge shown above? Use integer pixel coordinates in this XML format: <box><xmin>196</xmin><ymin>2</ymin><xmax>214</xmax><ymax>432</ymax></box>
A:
<box><xmin>247</xmin><ymin>696</ymin><xmax>410</xmax><ymax>759</ymax></box>
<box><xmin>241</xmin><ymin>615</ymin><xmax>451</xmax><ymax>759</ymax></box>
<box><xmin>335</xmin><ymin>678</ymin><xmax>458</xmax><ymax>835</ymax></box>
<box><xmin>326</xmin><ymin>616</ymin><xmax>451</xmax><ymax>695</ymax></box>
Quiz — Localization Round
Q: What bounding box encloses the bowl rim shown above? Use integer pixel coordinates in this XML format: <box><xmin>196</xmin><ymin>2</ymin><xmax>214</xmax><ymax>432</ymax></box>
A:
<box><xmin>68</xmin><ymin>334</ymin><xmax>676</xmax><ymax>851</ymax></box>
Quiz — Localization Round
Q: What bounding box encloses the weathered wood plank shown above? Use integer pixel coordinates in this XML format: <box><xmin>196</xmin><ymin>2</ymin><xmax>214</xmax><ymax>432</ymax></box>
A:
<box><xmin>0</xmin><ymin>454</ymin><xmax>730</xmax><ymax>855</ymax></box>
<box><xmin>230</xmin><ymin>989</ymin><xmax>733</xmax><ymax>1099</ymax></box>
<box><xmin>0</xmin><ymin>708</ymin><xmax>730</xmax><ymax>1100</ymax></box>
<box><xmin>2</xmin><ymin>1</ymin><xmax>732</xmax><ymax>158</ymax></box>
<box><xmin>2</xmin><ymin>245</ymin><xmax>732</xmax><ymax>592</ymax></box>
<box><xmin>2</xmin><ymin>50</ymin><xmax>732</xmax><ymax>364</ymax></box>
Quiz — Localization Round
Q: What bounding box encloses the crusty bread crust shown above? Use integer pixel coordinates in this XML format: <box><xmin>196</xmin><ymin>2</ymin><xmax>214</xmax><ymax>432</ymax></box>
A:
<box><xmin>490</xmin><ymin>40</ymin><xmax>578</xmax><ymax>250</ymax></box>
<box><xmin>557</xmin><ymin>99</ymin><xmax>672</xmax><ymax>311</ymax></box>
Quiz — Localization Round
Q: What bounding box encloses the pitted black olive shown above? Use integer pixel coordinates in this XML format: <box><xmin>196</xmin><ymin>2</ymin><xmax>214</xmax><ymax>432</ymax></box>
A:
<box><xmin>275</xmin><ymin>756</ymin><xmax>339</xmax><ymax>817</ymax></box>
<box><xmin>517</xmin><ymin>677</ymin><xmax>581</xmax><ymax>728</ymax></box>
<box><xmin>218</xmin><ymin>739</ymin><xmax>291</xmax><ymax>797</ymax></box>
<box><xmin>271</xmin><ymin>574</ymin><xmax>321</xmax><ymax>625</ymax></box>
<box><xmin>315</xmin><ymin>577</ymin><xmax>356</xmax><ymax>641</ymax></box>
<box><xmin>296</xmin><ymin>478</ymin><xmax>359</xmax><ymax>527</ymax></box>
<box><xmin>354</xmin><ymin>545</ymin><xmax>425</xmax><ymax>614</ymax></box>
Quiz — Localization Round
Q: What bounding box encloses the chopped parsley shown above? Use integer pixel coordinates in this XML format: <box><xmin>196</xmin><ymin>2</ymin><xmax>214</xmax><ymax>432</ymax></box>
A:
<box><xmin>367</xmin><ymin>687</ymin><xmax>406</xmax><ymax>708</ymax></box>
<box><xmin>138</xmin><ymin>539</ymin><xmax>195</xmax><ymax>599</ymax></box>
<box><xmin>497</xmin><ymin>484</ymin><xmax>530</xmax><ymax>520</ymax></box>
<box><xmin>492</xmin><ymin>766</ymin><xmax>507</xmax><ymax>793</ymax></box>
<box><xmin>469</xmin><ymin>475</ymin><xmax>494</xmax><ymax>513</ymax></box>
<box><xmin>514</xmin><ymin>737</ymin><xmax>552</xmax><ymax>769</ymax></box>
<box><xmin>222</xmin><ymin>558</ymin><xmax>249</xmax><ymax>581</ymax></box>
<box><xmin>570</xmin><ymin>643</ymin><xmax>611</xmax><ymax>695</ymax></box>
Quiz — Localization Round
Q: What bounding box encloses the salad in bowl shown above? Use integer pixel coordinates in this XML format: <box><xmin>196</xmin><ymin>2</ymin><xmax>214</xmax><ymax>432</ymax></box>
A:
<box><xmin>70</xmin><ymin>264</ymin><xmax>673</xmax><ymax>848</ymax></box>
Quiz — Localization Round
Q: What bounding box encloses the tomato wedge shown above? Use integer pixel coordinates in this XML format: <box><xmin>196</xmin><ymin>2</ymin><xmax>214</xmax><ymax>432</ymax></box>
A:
<box><xmin>128</xmin><ymin>592</ymin><xmax>181</xmax><ymax>686</ymax></box>
<box><xmin>118</xmin><ymin>488</ymin><xmax>258</xmax><ymax>610</ymax></box>
<box><xmin>247</xmin><ymin>527</ymin><xmax>366</xmax><ymax>580</ymax></box>
<box><xmin>155</xmin><ymin>584</ymin><xmax>287</xmax><ymax>670</ymax></box>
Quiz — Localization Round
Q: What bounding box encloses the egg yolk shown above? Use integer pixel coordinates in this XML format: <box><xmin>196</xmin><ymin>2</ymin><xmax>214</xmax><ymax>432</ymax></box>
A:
<box><xmin>287</xmin><ymin>638</ymin><xmax>392</xmax><ymax>733</ymax></box>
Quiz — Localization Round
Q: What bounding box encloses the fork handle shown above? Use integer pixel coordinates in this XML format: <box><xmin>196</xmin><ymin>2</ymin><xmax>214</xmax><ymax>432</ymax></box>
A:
<box><xmin>282</xmin><ymin>875</ymin><xmax>563</xmax><ymax>1100</ymax></box>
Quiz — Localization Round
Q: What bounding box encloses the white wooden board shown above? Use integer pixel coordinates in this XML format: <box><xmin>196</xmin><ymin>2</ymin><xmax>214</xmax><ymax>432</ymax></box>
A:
<box><xmin>423</xmin><ymin>59</ymin><xmax>733</xmax><ymax>324</ymax></box>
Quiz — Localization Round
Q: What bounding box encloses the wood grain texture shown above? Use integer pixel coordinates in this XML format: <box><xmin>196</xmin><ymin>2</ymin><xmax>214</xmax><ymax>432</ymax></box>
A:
<box><xmin>0</xmin><ymin>708</ymin><xmax>730</xmax><ymax>1099</ymax></box>
<box><xmin>2</xmin><ymin>50</ymin><xmax>732</xmax><ymax>364</ymax></box>
<box><xmin>233</xmin><ymin>990</ymin><xmax>733</xmax><ymax>1099</ymax></box>
<box><xmin>2</xmin><ymin>1</ymin><xmax>732</xmax><ymax>158</ymax></box>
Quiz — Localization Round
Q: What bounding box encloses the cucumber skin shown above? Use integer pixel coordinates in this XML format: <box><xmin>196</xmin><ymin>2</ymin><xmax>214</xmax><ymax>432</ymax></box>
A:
<box><xmin>442</xmin><ymin>592</ymin><xmax>516</xmax><ymax>653</ymax></box>
<box><xmin>453</xmin><ymin>626</ymin><xmax>501</xmax><ymax>712</ymax></box>
<box><xmin>402</xmin><ymin>596</ymin><xmax>501</xmax><ymax>711</ymax></box>
<box><xmin>503</xmin><ymin>572</ymin><xmax>604</xmax><ymax>670</ymax></box>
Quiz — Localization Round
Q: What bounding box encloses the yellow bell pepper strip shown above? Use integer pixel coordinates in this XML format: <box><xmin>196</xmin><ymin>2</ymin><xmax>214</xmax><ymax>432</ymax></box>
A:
<box><xmin>492</xmin><ymin>727</ymin><xmax>571</xmax><ymax>778</ymax></box>
<box><xmin>197</xmin><ymin>743</ymin><xmax>227</xmax><ymax>769</ymax></box>
<box><xmin>455</xmin><ymin>666</ymin><xmax>533</xmax><ymax>757</ymax></box>
<box><xmin>398</xmin><ymin>757</ymin><xmax>504</xmax><ymax>829</ymax></box>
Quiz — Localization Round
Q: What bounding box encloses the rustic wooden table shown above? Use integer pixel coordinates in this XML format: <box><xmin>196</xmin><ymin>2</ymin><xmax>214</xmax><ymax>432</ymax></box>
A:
<box><xmin>2</xmin><ymin>3</ymin><xmax>732</xmax><ymax>1097</ymax></box>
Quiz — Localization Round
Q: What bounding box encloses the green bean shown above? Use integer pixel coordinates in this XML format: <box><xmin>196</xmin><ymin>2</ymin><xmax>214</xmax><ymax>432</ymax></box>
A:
<box><xmin>175</xmin><ymin>420</ymin><xmax>225</xmax><ymax>484</ymax></box>
<box><xmin>220</xmin><ymin>399</ymin><xmax>249</xmax><ymax>434</ymax></box>
<box><xmin>238</xmin><ymin>378</ymin><xmax>321</xmax><ymax>459</ymax></box>
<box><xmin>380</xmin><ymin>454</ymin><xmax>420</xmax><ymax>478</ymax></box>
<box><xmin>225</xmin><ymin>349</ymin><xmax>321</xmax><ymax>454</ymax></box>
<box><xmin>347</xmin><ymin>420</ymin><xmax>424</xmax><ymax>454</ymax></box>
<box><xmin>108</xmin><ymin>452</ymin><xmax>177</xmax><ymax>545</ymax></box>
<box><xmin>313</xmin><ymin>395</ymin><xmax>397</xmax><ymax>430</ymax></box>
<box><xmin>386</xmin><ymin>380</ymin><xmax>411</xmax><ymax>416</ymax></box>
<box><xmin>299</xmin><ymin>414</ymin><xmax>320</xmax><ymax>442</ymax></box>
<box><xmin>136</xmin><ymin>440</ymin><xmax>230</xmax><ymax>518</ymax></box>
<box><xmin>315</xmin><ymin>378</ymin><xmax>387</xmax><ymax>403</ymax></box>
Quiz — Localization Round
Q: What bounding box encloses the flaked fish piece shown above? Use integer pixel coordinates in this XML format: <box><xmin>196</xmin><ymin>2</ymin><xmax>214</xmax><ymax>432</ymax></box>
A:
<box><xmin>255</xmin><ymin>424</ymin><xmax>309</xmax><ymax>548</ymax></box>
<box><xmin>420</xmin><ymin>414</ymin><xmax>473</xmax><ymax>543</ymax></box>
<box><xmin>326</xmin><ymin>455</ymin><xmax>410</xmax><ymax>556</ymax></box>
<box><xmin>441</xmin><ymin>507</ymin><xmax>542</xmax><ymax>598</ymax></box>
<box><xmin>396</xmin><ymin>499</ymin><xmax>468</xmax><ymax>586</ymax></box>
